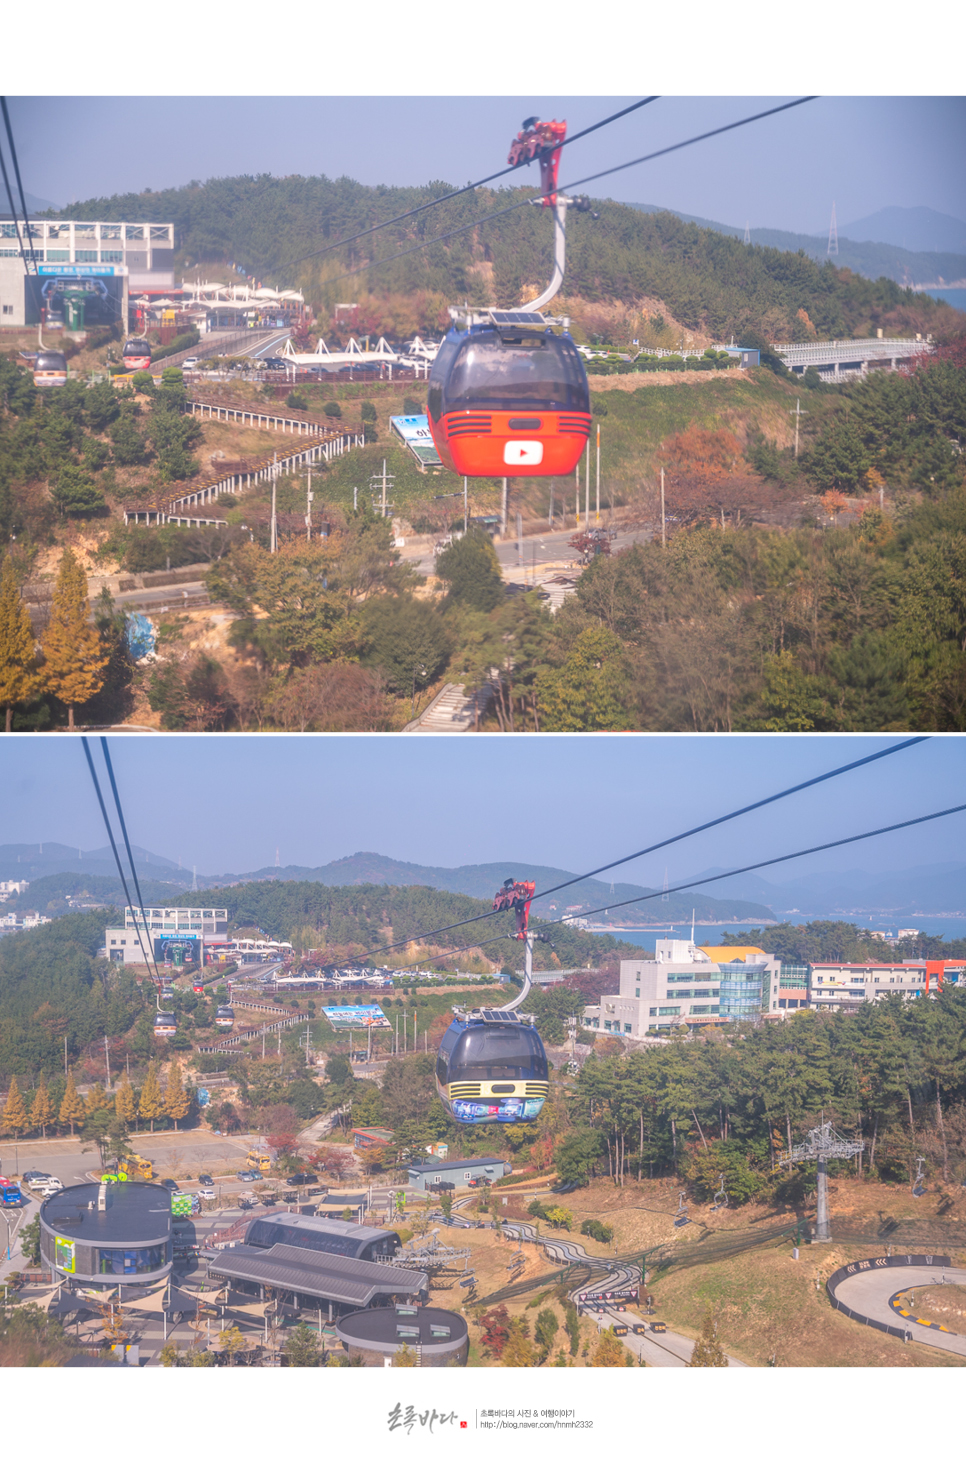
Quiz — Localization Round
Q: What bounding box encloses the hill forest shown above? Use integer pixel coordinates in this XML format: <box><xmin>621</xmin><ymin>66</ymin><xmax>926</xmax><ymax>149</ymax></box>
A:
<box><xmin>1</xmin><ymin>174</ymin><xmax>964</xmax><ymax>731</ymax></box>
<box><xmin>1</xmin><ymin>887</ymin><xmax>964</xmax><ymax>1204</ymax></box>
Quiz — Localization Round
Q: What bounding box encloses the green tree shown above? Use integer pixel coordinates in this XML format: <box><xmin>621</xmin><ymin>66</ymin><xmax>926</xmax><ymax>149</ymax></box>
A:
<box><xmin>19</xmin><ymin>1214</ymin><xmax>41</xmax><ymax>1267</ymax></box>
<box><xmin>50</xmin><ymin>463</ymin><xmax>106</xmax><ymax>518</ymax></box>
<box><xmin>0</xmin><ymin>559</ymin><xmax>41</xmax><ymax>732</ymax></box>
<box><xmin>534</xmin><ymin>627</ymin><xmax>633</xmax><ymax>731</ymax></box>
<box><xmin>41</xmin><ymin>548</ymin><xmax>110</xmax><ymax>729</ymax></box>
<box><xmin>534</xmin><ymin>1307</ymin><xmax>559</xmax><ymax>1361</ymax></box>
<box><xmin>436</xmin><ymin>528</ymin><xmax>505</xmax><ymax>611</ymax></box>
<box><xmin>360</xmin><ymin>594</ymin><xmax>451</xmax><ymax>695</ymax></box>
<box><xmin>553</xmin><ymin>1127</ymin><xmax>605</xmax><ymax>1187</ymax></box>
<box><xmin>1</xmin><ymin>1078</ymin><xmax>28</xmax><ymax>1138</ymax></box>
<box><xmin>689</xmin><ymin>1311</ymin><xmax>729</xmax><ymax>1366</ymax></box>
<box><xmin>285</xmin><ymin>1323</ymin><xmax>321</xmax><ymax>1366</ymax></box>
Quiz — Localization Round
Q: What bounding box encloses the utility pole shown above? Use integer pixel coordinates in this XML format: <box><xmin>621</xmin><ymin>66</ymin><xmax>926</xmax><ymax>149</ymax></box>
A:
<box><xmin>463</xmin><ymin>475</ymin><xmax>468</xmax><ymax>534</ymax></box>
<box><xmin>575</xmin><ymin>463</ymin><xmax>580</xmax><ymax>527</ymax></box>
<box><xmin>104</xmin><ymin>1036</ymin><xmax>111</xmax><ymax>1091</ymax></box>
<box><xmin>305</xmin><ymin>471</ymin><xmax>313</xmax><ymax>541</ymax></box>
<box><xmin>353</xmin><ymin>486</ymin><xmax>357</xmax><ymax>512</ymax></box>
<box><xmin>270</xmin><ymin>455</ymin><xmax>278</xmax><ymax>552</ymax></box>
<box><xmin>548</xmin><ymin>479</ymin><xmax>554</xmax><ymax>530</ymax></box>
<box><xmin>595</xmin><ymin>424</ymin><xmax>601</xmax><ymax>524</ymax></box>
<box><xmin>790</xmin><ymin>398</ymin><xmax>807</xmax><ymax>458</ymax></box>
<box><xmin>660</xmin><ymin>467</ymin><xmax>666</xmax><ymax>547</ymax></box>
<box><xmin>516</xmin><ymin>511</ymin><xmax>523</xmax><ymax>566</ymax></box>
<box><xmin>382</xmin><ymin>460</ymin><xmax>388</xmax><ymax>519</ymax></box>
<box><xmin>585</xmin><ymin>440</ymin><xmax>590</xmax><ymax>527</ymax></box>
<box><xmin>501</xmin><ymin>477</ymin><xmax>508</xmax><ymax>536</ymax></box>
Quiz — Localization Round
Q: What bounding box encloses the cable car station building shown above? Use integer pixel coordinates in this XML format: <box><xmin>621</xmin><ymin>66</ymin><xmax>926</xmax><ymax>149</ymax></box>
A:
<box><xmin>104</xmin><ymin>905</ymin><xmax>229</xmax><ymax>966</ymax></box>
<box><xmin>0</xmin><ymin>218</ymin><xmax>175</xmax><ymax>328</ymax></box>
<box><xmin>205</xmin><ymin>1213</ymin><xmax>426</xmax><ymax>1319</ymax></box>
<box><xmin>39</xmin><ymin>1180</ymin><xmax>173</xmax><ymax>1288</ymax></box>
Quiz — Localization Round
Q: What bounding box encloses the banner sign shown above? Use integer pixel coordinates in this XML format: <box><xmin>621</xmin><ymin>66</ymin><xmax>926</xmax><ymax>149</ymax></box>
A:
<box><xmin>322</xmin><ymin>1004</ymin><xmax>391</xmax><ymax>1030</ymax></box>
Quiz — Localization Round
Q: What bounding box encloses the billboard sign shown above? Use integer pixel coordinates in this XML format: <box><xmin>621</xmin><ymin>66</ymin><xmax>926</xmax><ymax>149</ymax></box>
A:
<box><xmin>153</xmin><ymin>934</ymin><xmax>200</xmax><ymax>966</ymax></box>
<box><xmin>321</xmin><ymin>1004</ymin><xmax>391</xmax><ymax>1030</ymax></box>
<box><xmin>26</xmin><ymin>270</ymin><xmax>124</xmax><ymax>327</ymax></box>
<box><xmin>54</xmin><ymin>1236</ymin><xmax>76</xmax><ymax>1273</ymax></box>
<box><xmin>171</xmin><ymin>1192</ymin><xmax>194</xmax><ymax>1217</ymax></box>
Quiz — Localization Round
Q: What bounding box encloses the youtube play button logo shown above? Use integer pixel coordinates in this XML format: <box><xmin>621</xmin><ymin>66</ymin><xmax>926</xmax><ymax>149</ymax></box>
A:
<box><xmin>503</xmin><ymin>440</ymin><xmax>544</xmax><ymax>466</ymax></box>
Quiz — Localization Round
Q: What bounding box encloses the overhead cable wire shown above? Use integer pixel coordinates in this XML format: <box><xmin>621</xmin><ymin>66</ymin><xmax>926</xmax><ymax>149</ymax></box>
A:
<box><xmin>547</xmin><ymin>802</ymin><xmax>966</xmax><ymax>928</ymax></box>
<box><xmin>309</xmin><ymin>96</ymin><xmax>817</xmax><ymax>290</ymax></box>
<box><xmin>81</xmin><ymin>738</ymin><xmax>162</xmax><ymax>989</ymax></box>
<box><xmin>274</xmin><ymin>97</ymin><xmax>660</xmax><ymax>274</ymax></box>
<box><xmin>99</xmin><ymin>738</ymin><xmax>166</xmax><ymax>987</ymax></box>
<box><xmin>0</xmin><ymin>99</ymin><xmax>39</xmax><ymax>271</ymax></box>
<box><xmin>315</xmin><ymin>737</ymin><xmax>931</xmax><ymax>964</ymax></box>
<box><xmin>0</xmin><ymin>134</ymin><xmax>29</xmax><ymax>270</ymax></box>
<box><xmin>532</xmin><ymin>735</ymin><xmax>929</xmax><ymax>901</ymax></box>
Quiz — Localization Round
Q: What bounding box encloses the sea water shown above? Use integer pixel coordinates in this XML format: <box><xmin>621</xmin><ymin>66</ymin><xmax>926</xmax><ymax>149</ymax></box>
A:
<box><xmin>587</xmin><ymin>913</ymin><xmax>965</xmax><ymax>951</ymax></box>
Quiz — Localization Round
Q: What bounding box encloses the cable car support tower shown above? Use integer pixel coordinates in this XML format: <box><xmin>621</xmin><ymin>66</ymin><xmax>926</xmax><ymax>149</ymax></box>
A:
<box><xmin>778</xmin><ymin>1119</ymin><xmax>863</xmax><ymax>1243</ymax></box>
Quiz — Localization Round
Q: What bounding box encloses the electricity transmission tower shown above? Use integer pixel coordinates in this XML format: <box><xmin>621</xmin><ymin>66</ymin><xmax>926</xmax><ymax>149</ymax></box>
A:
<box><xmin>827</xmin><ymin>203</ymin><xmax>839</xmax><ymax>257</ymax></box>
<box><xmin>778</xmin><ymin>1119</ymin><xmax>863</xmax><ymax>1242</ymax></box>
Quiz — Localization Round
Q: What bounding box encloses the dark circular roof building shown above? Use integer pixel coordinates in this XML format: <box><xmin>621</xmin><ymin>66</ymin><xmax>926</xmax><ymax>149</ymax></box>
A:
<box><xmin>336</xmin><ymin>1305</ymin><xmax>468</xmax><ymax>1367</ymax></box>
<box><xmin>40</xmin><ymin>1180</ymin><xmax>172</xmax><ymax>1287</ymax></box>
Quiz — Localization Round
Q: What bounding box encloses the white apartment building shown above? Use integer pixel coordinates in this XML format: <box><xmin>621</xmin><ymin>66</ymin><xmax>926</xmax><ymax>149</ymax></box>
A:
<box><xmin>583</xmin><ymin>939</ymin><xmax>781</xmax><ymax>1037</ymax></box>
<box><xmin>805</xmin><ymin>959</ymin><xmax>963</xmax><ymax>1011</ymax></box>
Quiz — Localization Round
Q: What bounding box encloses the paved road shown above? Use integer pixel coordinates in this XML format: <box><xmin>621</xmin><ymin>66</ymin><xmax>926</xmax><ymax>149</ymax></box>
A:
<box><xmin>833</xmin><ymin>1264</ymin><xmax>966</xmax><ymax>1358</ymax></box>
<box><xmin>447</xmin><ymin>1198</ymin><xmax>745</xmax><ymax>1366</ymax></box>
<box><xmin>401</xmin><ymin>523</ymin><xmax>652</xmax><ymax>579</ymax></box>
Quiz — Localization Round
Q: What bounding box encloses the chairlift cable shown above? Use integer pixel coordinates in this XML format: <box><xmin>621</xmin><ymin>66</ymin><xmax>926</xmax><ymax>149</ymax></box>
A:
<box><xmin>313</xmin><ymin>97</ymin><xmax>817</xmax><ymax>291</ymax></box>
<box><xmin>273</xmin><ymin>98</ymin><xmax>661</xmax><ymax>274</ymax></box>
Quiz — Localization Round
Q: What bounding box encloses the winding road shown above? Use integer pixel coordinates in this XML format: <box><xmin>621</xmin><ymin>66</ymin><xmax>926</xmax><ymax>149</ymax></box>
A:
<box><xmin>831</xmin><ymin>1260</ymin><xmax>966</xmax><ymax>1358</ymax></box>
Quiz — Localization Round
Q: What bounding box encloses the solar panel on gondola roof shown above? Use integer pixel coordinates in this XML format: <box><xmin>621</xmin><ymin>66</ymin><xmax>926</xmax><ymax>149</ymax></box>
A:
<box><xmin>479</xmin><ymin>1010</ymin><xmax>520</xmax><ymax>1022</ymax></box>
<box><xmin>488</xmin><ymin>310</ymin><xmax>546</xmax><ymax>326</ymax></box>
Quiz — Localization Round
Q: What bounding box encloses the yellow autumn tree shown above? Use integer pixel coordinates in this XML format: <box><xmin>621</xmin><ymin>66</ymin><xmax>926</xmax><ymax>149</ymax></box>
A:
<box><xmin>591</xmin><ymin>1328</ymin><xmax>628</xmax><ymax>1366</ymax></box>
<box><xmin>164</xmin><ymin>1062</ymin><xmax>190</xmax><ymax>1131</ymax></box>
<box><xmin>30</xmin><ymin>1073</ymin><xmax>55</xmax><ymax>1139</ymax></box>
<box><xmin>59</xmin><ymin>1070</ymin><xmax>86</xmax><ymax>1136</ymax></box>
<box><xmin>0</xmin><ymin>559</ymin><xmax>41</xmax><ymax>733</ymax></box>
<box><xmin>40</xmin><ymin>548</ymin><xmax>109</xmax><ymax>730</ymax></box>
<box><xmin>114</xmin><ymin>1073</ymin><xmax>137</xmax><ymax>1128</ymax></box>
<box><xmin>1</xmin><ymin>1078</ymin><xmax>29</xmax><ymax>1138</ymax></box>
<box><xmin>139</xmin><ymin>1062</ymin><xmax>164</xmax><ymax>1132</ymax></box>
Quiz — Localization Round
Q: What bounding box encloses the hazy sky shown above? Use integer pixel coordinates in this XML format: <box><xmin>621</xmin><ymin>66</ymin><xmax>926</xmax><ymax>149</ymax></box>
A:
<box><xmin>2</xmin><ymin>735</ymin><xmax>962</xmax><ymax>886</ymax></box>
<box><xmin>5</xmin><ymin>96</ymin><xmax>965</xmax><ymax>238</ymax></box>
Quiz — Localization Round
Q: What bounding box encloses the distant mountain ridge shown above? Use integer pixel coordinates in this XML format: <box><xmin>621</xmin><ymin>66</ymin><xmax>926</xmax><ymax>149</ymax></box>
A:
<box><xmin>678</xmin><ymin>861</ymin><xmax>966</xmax><ymax>916</ymax></box>
<box><xmin>5</xmin><ymin>845</ymin><xmax>773</xmax><ymax>925</ymax></box>
<box><xmin>626</xmin><ymin>201</ymin><xmax>966</xmax><ymax>290</ymax></box>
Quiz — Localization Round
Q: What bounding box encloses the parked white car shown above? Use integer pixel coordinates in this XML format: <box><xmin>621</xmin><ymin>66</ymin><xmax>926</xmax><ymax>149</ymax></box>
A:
<box><xmin>39</xmin><ymin>1179</ymin><xmax>64</xmax><ymax>1196</ymax></box>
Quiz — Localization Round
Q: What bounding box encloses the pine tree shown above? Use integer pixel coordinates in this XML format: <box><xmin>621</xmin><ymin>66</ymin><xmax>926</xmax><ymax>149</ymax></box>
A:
<box><xmin>1</xmin><ymin>1078</ymin><xmax>29</xmax><ymax>1138</ymax></box>
<box><xmin>0</xmin><ymin>559</ymin><xmax>41</xmax><ymax>732</ymax></box>
<box><xmin>59</xmin><ymin>1070</ymin><xmax>86</xmax><ymax>1136</ymax></box>
<box><xmin>164</xmin><ymin>1062</ymin><xmax>190</xmax><ymax>1131</ymax></box>
<box><xmin>139</xmin><ymin>1062</ymin><xmax>164</xmax><ymax>1133</ymax></box>
<box><xmin>41</xmin><ymin>547</ymin><xmax>109</xmax><ymax>729</ymax></box>
<box><xmin>688</xmin><ymin>1311</ymin><xmax>729</xmax><ymax>1367</ymax></box>
<box><xmin>29</xmin><ymin>1073</ymin><xmax>55</xmax><ymax>1139</ymax></box>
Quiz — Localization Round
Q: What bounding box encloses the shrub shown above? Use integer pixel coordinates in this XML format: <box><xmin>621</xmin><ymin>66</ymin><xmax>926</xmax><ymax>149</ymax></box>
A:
<box><xmin>580</xmin><ymin>1218</ymin><xmax>614</xmax><ymax>1243</ymax></box>
<box><xmin>323</xmin><ymin>401</ymin><xmax>341</xmax><ymax>417</ymax></box>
